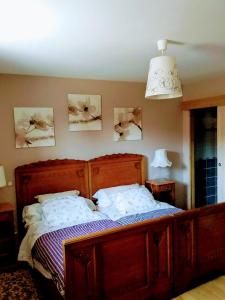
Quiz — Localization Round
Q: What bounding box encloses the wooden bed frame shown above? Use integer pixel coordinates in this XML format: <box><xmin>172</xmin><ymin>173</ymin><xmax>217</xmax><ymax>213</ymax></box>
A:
<box><xmin>15</xmin><ymin>154</ymin><xmax>225</xmax><ymax>300</ymax></box>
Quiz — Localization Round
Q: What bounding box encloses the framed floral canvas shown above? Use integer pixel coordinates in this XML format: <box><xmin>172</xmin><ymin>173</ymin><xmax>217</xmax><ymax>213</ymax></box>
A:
<box><xmin>113</xmin><ymin>107</ymin><xmax>142</xmax><ymax>141</ymax></box>
<box><xmin>14</xmin><ymin>107</ymin><xmax>55</xmax><ymax>148</ymax></box>
<box><xmin>68</xmin><ymin>94</ymin><xmax>102</xmax><ymax>131</ymax></box>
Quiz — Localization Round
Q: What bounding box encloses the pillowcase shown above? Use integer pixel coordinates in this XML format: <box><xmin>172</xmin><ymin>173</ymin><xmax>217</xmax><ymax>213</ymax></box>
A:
<box><xmin>93</xmin><ymin>183</ymin><xmax>139</xmax><ymax>208</ymax></box>
<box><xmin>41</xmin><ymin>196</ymin><xmax>100</xmax><ymax>227</ymax></box>
<box><xmin>22</xmin><ymin>203</ymin><xmax>43</xmax><ymax>228</ymax></box>
<box><xmin>97</xmin><ymin>186</ymin><xmax>157</xmax><ymax>220</ymax></box>
<box><xmin>35</xmin><ymin>190</ymin><xmax>80</xmax><ymax>203</ymax></box>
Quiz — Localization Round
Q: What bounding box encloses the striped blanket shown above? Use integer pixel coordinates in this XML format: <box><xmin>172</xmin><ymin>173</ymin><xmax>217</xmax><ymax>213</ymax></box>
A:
<box><xmin>32</xmin><ymin>207</ymin><xmax>182</xmax><ymax>295</ymax></box>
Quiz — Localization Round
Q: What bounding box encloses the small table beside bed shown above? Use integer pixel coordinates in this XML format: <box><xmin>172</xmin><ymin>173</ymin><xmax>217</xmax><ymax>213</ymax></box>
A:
<box><xmin>15</xmin><ymin>154</ymin><xmax>225</xmax><ymax>300</ymax></box>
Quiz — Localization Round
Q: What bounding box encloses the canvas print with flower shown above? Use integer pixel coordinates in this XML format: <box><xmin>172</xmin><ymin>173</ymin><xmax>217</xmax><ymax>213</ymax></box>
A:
<box><xmin>14</xmin><ymin>107</ymin><xmax>55</xmax><ymax>148</ymax></box>
<box><xmin>68</xmin><ymin>94</ymin><xmax>102</xmax><ymax>131</ymax></box>
<box><xmin>114</xmin><ymin>107</ymin><xmax>142</xmax><ymax>141</ymax></box>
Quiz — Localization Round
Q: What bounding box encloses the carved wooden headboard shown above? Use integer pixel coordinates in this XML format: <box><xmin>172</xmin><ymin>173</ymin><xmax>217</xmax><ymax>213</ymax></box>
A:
<box><xmin>15</xmin><ymin>154</ymin><xmax>146</xmax><ymax>238</ymax></box>
<box><xmin>15</xmin><ymin>159</ymin><xmax>89</xmax><ymax>239</ymax></box>
<box><xmin>88</xmin><ymin>153</ymin><xmax>145</xmax><ymax>196</ymax></box>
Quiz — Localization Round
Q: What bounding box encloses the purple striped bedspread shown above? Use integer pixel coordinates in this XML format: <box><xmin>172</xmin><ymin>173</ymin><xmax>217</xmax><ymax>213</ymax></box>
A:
<box><xmin>32</xmin><ymin>208</ymin><xmax>182</xmax><ymax>295</ymax></box>
<box><xmin>32</xmin><ymin>219</ymin><xmax>119</xmax><ymax>295</ymax></box>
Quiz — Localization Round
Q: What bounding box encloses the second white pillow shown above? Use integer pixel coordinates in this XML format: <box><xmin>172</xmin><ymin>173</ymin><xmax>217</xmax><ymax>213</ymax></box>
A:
<box><xmin>93</xmin><ymin>183</ymin><xmax>139</xmax><ymax>208</ymax></box>
<box><xmin>97</xmin><ymin>186</ymin><xmax>158</xmax><ymax>220</ymax></box>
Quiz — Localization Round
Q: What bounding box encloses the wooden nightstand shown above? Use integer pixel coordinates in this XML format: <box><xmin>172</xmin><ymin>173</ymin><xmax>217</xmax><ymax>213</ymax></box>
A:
<box><xmin>145</xmin><ymin>179</ymin><xmax>175</xmax><ymax>205</ymax></box>
<box><xmin>0</xmin><ymin>202</ymin><xmax>15</xmax><ymax>268</ymax></box>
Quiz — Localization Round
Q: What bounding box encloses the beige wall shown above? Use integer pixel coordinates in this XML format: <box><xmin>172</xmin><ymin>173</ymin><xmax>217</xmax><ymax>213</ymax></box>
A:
<box><xmin>0</xmin><ymin>74</ymin><xmax>184</xmax><ymax>219</ymax></box>
<box><xmin>183</xmin><ymin>75</ymin><xmax>225</xmax><ymax>100</ymax></box>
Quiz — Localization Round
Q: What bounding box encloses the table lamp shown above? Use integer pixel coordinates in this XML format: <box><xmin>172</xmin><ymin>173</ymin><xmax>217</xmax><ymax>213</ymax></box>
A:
<box><xmin>151</xmin><ymin>149</ymin><xmax>172</xmax><ymax>180</ymax></box>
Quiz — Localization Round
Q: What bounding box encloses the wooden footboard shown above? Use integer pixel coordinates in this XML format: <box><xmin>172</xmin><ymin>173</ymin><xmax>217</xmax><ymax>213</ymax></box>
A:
<box><xmin>64</xmin><ymin>216</ymin><xmax>174</xmax><ymax>300</ymax></box>
<box><xmin>64</xmin><ymin>203</ymin><xmax>225</xmax><ymax>300</ymax></box>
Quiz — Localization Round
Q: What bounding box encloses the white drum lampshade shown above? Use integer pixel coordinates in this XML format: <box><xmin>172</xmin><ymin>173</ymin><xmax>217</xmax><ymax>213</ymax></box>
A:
<box><xmin>0</xmin><ymin>165</ymin><xmax>6</xmax><ymax>188</ymax></box>
<box><xmin>145</xmin><ymin>40</ymin><xmax>182</xmax><ymax>100</ymax></box>
<box><xmin>151</xmin><ymin>149</ymin><xmax>172</xmax><ymax>168</ymax></box>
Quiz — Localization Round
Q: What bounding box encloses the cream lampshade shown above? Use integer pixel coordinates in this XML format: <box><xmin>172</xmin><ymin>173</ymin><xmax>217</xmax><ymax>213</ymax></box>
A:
<box><xmin>0</xmin><ymin>165</ymin><xmax>6</xmax><ymax>188</ymax></box>
<box><xmin>145</xmin><ymin>40</ymin><xmax>182</xmax><ymax>100</ymax></box>
<box><xmin>151</xmin><ymin>149</ymin><xmax>172</xmax><ymax>168</ymax></box>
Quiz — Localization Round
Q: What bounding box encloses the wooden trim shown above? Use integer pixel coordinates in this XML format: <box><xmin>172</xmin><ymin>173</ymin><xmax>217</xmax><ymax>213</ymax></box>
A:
<box><xmin>190</xmin><ymin>112</ymin><xmax>195</xmax><ymax>208</ymax></box>
<box><xmin>182</xmin><ymin>111</ymin><xmax>192</xmax><ymax>209</ymax></box>
<box><xmin>181</xmin><ymin>95</ymin><xmax>225</xmax><ymax>111</ymax></box>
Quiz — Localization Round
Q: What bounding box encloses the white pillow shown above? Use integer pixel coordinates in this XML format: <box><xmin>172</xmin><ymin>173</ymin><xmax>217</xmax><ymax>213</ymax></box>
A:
<box><xmin>93</xmin><ymin>184</ymin><xmax>139</xmax><ymax>208</ymax></box>
<box><xmin>97</xmin><ymin>186</ymin><xmax>157</xmax><ymax>221</ymax></box>
<box><xmin>22</xmin><ymin>203</ymin><xmax>43</xmax><ymax>228</ymax></box>
<box><xmin>41</xmin><ymin>196</ymin><xmax>100</xmax><ymax>227</ymax></box>
<box><xmin>35</xmin><ymin>190</ymin><xmax>96</xmax><ymax>211</ymax></box>
<box><xmin>35</xmin><ymin>190</ymin><xmax>80</xmax><ymax>203</ymax></box>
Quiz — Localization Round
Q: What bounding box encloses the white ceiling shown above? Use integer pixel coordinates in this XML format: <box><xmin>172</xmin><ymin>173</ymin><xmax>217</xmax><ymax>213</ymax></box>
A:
<box><xmin>0</xmin><ymin>0</ymin><xmax>225</xmax><ymax>84</ymax></box>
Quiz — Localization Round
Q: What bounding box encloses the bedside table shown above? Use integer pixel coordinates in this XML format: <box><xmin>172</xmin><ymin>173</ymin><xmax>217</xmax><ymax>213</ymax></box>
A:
<box><xmin>0</xmin><ymin>202</ymin><xmax>15</xmax><ymax>268</ymax></box>
<box><xmin>145</xmin><ymin>179</ymin><xmax>175</xmax><ymax>205</ymax></box>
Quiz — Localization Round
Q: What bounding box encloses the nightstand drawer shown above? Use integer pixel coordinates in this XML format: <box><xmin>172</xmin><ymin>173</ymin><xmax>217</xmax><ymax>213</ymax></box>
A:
<box><xmin>160</xmin><ymin>184</ymin><xmax>174</xmax><ymax>192</ymax></box>
<box><xmin>0</xmin><ymin>212</ymin><xmax>12</xmax><ymax>222</ymax></box>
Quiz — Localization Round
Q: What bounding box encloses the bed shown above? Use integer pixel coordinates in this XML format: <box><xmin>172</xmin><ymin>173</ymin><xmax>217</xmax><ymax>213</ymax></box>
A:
<box><xmin>15</xmin><ymin>154</ymin><xmax>225</xmax><ymax>300</ymax></box>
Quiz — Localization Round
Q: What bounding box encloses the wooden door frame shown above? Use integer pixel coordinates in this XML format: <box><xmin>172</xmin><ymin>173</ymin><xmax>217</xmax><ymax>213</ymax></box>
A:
<box><xmin>181</xmin><ymin>95</ymin><xmax>224</xmax><ymax>208</ymax></box>
<box><xmin>182</xmin><ymin>110</ymin><xmax>192</xmax><ymax>209</ymax></box>
<box><xmin>217</xmin><ymin>106</ymin><xmax>225</xmax><ymax>203</ymax></box>
<box><xmin>181</xmin><ymin>95</ymin><xmax>225</xmax><ymax>110</ymax></box>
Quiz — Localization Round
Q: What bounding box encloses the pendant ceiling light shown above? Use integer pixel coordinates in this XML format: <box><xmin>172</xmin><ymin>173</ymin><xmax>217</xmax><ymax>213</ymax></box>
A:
<box><xmin>145</xmin><ymin>39</ymin><xmax>182</xmax><ymax>100</ymax></box>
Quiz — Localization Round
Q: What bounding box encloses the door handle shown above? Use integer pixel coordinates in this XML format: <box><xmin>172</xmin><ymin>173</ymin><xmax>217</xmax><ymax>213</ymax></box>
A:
<box><xmin>218</xmin><ymin>163</ymin><xmax>222</xmax><ymax>166</ymax></box>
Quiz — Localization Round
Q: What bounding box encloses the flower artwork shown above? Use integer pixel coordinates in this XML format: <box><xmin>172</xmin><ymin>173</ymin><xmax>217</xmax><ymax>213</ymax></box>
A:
<box><xmin>114</xmin><ymin>107</ymin><xmax>142</xmax><ymax>141</ymax></box>
<box><xmin>14</xmin><ymin>107</ymin><xmax>55</xmax><ymax>148</ymax></box>
<box><xmin>68</xmin><ymin>94</ymin><xmax>102</xmax><ymax>131</ymax></box>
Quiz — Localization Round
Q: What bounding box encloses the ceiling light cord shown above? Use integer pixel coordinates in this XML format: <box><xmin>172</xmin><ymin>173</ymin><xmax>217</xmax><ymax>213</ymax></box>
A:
<box><xmin>157</xmin><ymin>39</ymin><xmax>167</xmax><ymax>56</ymax></box>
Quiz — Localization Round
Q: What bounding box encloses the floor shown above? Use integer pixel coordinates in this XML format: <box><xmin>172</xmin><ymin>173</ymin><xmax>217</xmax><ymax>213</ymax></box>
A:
<box><xmin>0</xmin><ymin>266</ymin><xmax>47</xmax><ymax>300</ymax></box>
<box><xmin>173</xmin><ymin>276</ymin><xmax>225</xmax><ymax>300</ymax></box>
